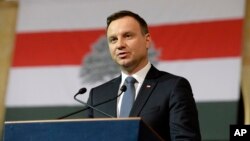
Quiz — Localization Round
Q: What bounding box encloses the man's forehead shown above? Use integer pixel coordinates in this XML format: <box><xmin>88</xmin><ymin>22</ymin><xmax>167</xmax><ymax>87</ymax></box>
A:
<box><xmin>107</xmin><ymin>17</ymin><xmax>140</xmax><ymax>36</ymax></box>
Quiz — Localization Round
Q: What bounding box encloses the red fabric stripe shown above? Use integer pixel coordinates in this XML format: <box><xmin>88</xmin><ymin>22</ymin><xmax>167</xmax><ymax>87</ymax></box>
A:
<box><xmin>13</xmin><ymin>30</ymin><xmax>105</xmax><ymax>66</ymax></box>
<box><xmin>150</xmin><ymin>19</ymin><xmax>242</xmax><ymax>60</ymax></box>
<box><xmin>13</xmin><ymin>19</ymin><xmax>242</xmax><ymax>67</ymax></box>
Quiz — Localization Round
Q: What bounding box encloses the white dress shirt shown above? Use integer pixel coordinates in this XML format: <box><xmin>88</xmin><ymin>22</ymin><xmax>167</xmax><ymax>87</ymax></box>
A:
<box><xmin>117</xmin><ymin>62</ymin><xmax>151</xmax><ymax>117</ymax></box>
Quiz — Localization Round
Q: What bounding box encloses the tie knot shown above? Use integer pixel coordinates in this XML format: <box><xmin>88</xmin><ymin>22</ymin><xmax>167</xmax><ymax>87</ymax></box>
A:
<box><xmin>125</xmin><ymin>77</ymin><xmax>137</xmax><ymax>84</ymax></box>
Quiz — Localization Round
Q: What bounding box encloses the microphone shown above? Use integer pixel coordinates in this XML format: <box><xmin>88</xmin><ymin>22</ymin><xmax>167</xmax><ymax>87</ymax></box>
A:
<box><xmin>58</xmin><ymin>85</ymin><xmax>127</xmax><ymax>119</ymax></box>
<box><xmin>76</xmin><ymin>87</ymin><xmax>87</xmax><ymax>95</ymax></box>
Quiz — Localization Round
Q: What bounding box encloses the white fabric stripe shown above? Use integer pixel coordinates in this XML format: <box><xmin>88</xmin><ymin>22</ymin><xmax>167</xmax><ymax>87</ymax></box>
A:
<box><xmin>6</xmin><ymin>57</ymin><xmax>241</xmax><ymax>107</ymax></box>
<box><xmin>158</xmin><ymin>57</ymin><xmax>241</xmax><ymax>102</ymax></box>
<box><xmin>17</xmin><ymin>0</ymin><xmax>245</xmax><ymax>32</ymax></box>
<box><xmin>6</xmin><ymin>66</ymin><xmax>89</xmax><ymax>107</ymax></box>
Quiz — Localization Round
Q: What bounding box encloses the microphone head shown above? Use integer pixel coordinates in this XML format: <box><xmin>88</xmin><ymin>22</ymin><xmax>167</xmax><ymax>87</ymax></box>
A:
<box><xmin>120</xmin><ymin>85</ymin><xmax>127</xmax><ymax>92</ymax></box>
<box><xmin>77</xmin><ymin>87</ymin><xmax>87</xmax><ymax>94</ymax></box>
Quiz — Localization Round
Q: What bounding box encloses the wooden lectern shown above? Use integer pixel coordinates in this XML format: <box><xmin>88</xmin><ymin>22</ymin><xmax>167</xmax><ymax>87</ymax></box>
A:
<box><xmin>3</xmin><ymin>118</ymin><xmax>163</xmax><ymax>141</ymax></box>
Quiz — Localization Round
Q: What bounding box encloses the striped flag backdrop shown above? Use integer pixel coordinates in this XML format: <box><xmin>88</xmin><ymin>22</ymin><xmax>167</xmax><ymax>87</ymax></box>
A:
<box><xmin>5</xmin><ymin>0</ymin><xmax>245</xmax><ymax>140</ymax></box>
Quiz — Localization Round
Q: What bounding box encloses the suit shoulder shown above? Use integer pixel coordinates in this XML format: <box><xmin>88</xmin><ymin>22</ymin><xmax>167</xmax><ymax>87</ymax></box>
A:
<box><xmin>92</xmin><ymin>76</ymin><xmax>120</xmax><ymax>90</ymax></box>
<box><xmin>156</xmin><ymin>70</ymin><xmax>191</xmax><ymax>88</ymax></box>
<box><xmin>148</xmin><ymin>66</ymin><xmax>191</xmax><ymax>85</ymax></box>
<box><xmin>159</xmin><ymin>70</ymin><xmax>188</xmax><ymax>81</ymax></box>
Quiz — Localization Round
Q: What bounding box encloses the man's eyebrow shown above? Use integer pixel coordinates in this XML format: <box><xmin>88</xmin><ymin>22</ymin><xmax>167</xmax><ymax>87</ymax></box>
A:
<box><xmin>108</xmin><ymin>35</ymin><xmax>116</xmax><ymax>39</ymax></box>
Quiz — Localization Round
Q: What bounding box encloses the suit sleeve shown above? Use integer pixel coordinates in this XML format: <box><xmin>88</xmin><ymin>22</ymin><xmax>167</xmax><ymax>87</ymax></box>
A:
<box><xmin>169</xmin><ymin>78</ymin><xmax>201</xmax><ymax>141</ymax></box>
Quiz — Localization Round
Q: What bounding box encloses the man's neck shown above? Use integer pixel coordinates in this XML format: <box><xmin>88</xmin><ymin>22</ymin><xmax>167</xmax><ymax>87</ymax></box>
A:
<box><xmin>121</xmin><ymin>61</ymin><xmax>150</xmax><ymax>76</ymax></box>
<box><xmin>121</xmin><ymin>60</ymin><xmax>149</xmax><ymax>75</ymax></box>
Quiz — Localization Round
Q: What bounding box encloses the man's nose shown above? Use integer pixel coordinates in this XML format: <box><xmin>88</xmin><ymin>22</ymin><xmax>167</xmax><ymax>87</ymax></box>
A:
<box><xmin>116</xmin><ymin>38</ymin><xmax>125</xmax><ymax>49</ymax></box>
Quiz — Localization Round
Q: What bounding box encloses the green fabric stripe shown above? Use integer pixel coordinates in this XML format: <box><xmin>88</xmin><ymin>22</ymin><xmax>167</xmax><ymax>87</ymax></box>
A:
<box><xmin>197</xmin><ymin>101</ymin><xmax>238</xmax><ymax>141</ymax></box>
<box><xmin>5</xmin><ymin>101</ymin><xmax>239</xmax><ymax>141</ymax></box>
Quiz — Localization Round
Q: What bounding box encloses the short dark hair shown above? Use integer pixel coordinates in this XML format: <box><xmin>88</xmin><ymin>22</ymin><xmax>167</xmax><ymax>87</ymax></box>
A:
<box><xmin>106</xmin><ymin>10</ymin><xmax>149</xmax><ymax>34</ymax></box>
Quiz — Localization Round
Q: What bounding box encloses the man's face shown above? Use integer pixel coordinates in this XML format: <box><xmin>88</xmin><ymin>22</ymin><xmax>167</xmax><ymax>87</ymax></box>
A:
<box><xmin>107</xmin><ymin>16</ymin><xmax>151</xmax><ymax>74</ymax></box>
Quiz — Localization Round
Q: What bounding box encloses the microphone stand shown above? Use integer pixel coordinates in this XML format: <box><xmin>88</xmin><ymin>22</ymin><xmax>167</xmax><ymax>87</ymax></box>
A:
<box><xmin>58</xmin><ymin>85</ymin><xmax>126</xmax><ymax>119</ymax></box>
<box><xmin>73</xmin><ymin>94</ymin><xmax>114</xmax><ymax>118</ymax></box>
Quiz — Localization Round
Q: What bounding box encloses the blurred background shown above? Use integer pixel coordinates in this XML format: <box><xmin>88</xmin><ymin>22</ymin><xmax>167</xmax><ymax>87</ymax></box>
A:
<box><xmin>1</xmin><ymin>0</ymin><xmax>249</xmax><ymax>140</ymax></box>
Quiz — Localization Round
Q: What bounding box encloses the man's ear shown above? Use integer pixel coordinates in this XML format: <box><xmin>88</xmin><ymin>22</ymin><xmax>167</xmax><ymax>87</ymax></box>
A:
<box><xmin>145</xmin><ymin>33</ymin><xmax>151</xmax><ymax>49</ymax></box>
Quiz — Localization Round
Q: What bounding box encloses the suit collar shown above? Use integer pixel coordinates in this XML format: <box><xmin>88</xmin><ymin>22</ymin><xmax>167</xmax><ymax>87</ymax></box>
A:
<box><xmin>130</xmin><ymin>65</ymin><xmax>161</xmax><ymax>116</ymax></box>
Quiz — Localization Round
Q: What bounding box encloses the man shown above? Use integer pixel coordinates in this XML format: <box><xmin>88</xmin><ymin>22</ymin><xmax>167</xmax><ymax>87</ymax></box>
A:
<box><xmin>87</xmin><ymin>10</ymin><xmax>201</xmax><ymax>141</ymax></box>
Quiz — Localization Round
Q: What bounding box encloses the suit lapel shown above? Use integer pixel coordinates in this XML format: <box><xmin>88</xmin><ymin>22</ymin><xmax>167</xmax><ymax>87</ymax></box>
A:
<box><xmin>95</xmin><ymin>76</ymin><xmax>121</xmax><ymax>118</ymax></box>
<box><xmin>107</xmin><ymin>77</ymin><xmax>121</xmax><ymax>117</ymax></box>
<box><xmin>130</xmin><ymin>66</ymin><xmax>161</xmax><ymax>116</ymax></box>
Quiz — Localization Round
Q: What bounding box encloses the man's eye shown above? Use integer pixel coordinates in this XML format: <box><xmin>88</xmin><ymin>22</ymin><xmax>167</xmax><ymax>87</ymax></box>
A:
<box><xmin>109</xmin><ymin>38</ymin><xmax>117</xmax><ymax>43</ymax></box>
<box><xmin>125</xmin><ymin>34</ymin><xmax>132</xmax><ymax>39</ymax></box>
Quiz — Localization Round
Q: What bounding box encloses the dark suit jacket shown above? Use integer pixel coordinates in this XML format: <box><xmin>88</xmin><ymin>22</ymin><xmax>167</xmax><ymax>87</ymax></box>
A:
<box><xmin>87</xmin><ymin>65</ymin><xmax>201</xmax><ymax>141</ymax></box>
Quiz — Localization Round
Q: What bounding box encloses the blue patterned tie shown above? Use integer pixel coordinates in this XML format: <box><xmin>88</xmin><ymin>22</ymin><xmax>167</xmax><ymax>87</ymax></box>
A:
<box><xmin>120</xmin><ymin>77</ymin><xmax>137</xmax><ymax>117</ymax></box>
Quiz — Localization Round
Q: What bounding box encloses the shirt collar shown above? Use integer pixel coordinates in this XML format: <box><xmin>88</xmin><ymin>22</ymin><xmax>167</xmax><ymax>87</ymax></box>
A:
<box><xmin>121</xmin><ymin>62</ymin><xmax>151</xmax><ymax>84</ymax></box>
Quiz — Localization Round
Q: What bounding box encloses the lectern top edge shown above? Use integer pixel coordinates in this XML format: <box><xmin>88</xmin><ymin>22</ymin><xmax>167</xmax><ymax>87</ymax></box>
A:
<box><xmin>5</xmin><ymin>117</ymin><xmax>141</xmax><ymax>124</ymax></box>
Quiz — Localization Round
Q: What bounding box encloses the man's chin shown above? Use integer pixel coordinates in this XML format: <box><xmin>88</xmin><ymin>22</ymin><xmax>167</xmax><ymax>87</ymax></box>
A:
<box><xmin>117</xmin><ymin>60</ymin><xmax>130</xmax><ymax>67</ymax></box>
<box><xmin>120</xmin><ymin>64</ymin><xmax>130</xmax><ymax>69</ymax></box>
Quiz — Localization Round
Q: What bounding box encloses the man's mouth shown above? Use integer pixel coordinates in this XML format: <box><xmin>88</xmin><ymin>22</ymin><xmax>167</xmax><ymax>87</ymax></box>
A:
<box><xmin>117</xmin><ymin>52</ymin><xmax>128</xmax><ymax>58</ymax></box>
